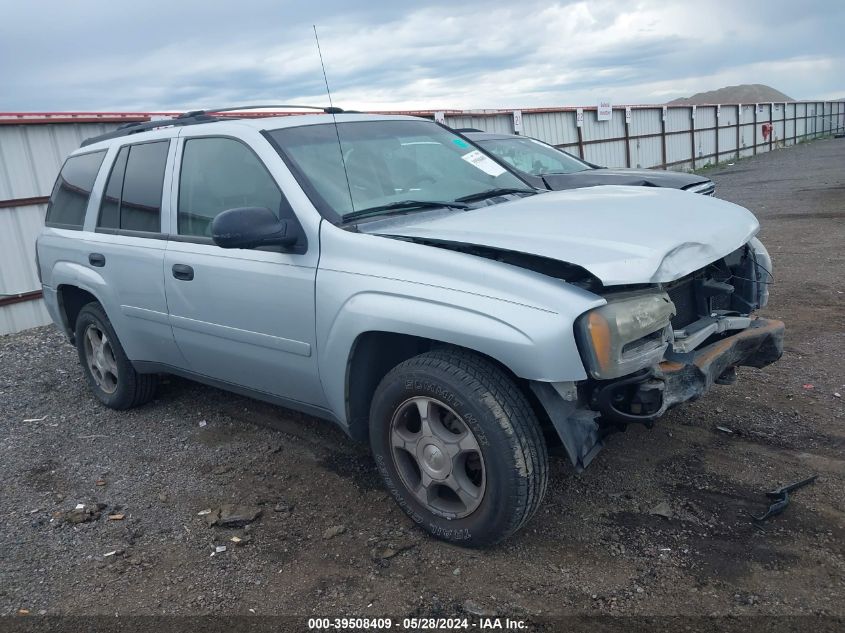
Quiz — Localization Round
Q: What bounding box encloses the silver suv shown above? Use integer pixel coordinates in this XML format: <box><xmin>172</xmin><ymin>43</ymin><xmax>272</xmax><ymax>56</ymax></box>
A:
<box><xmin>36</xmin><ymin>109</ymin><xmax>784</xmax><ymax>546</ymax></box>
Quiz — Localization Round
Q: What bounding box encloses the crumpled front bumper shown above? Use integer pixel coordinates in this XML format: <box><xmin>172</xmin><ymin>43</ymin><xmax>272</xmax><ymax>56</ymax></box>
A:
<box><xmin>657</xmin><ymin>317</ymin><xmax>784</xmax><ymax>411</ymax></box>
<box><xmin>532</xmin><ymin>318</ymin><xmax>784</xmax><ymax>473</ymax></box>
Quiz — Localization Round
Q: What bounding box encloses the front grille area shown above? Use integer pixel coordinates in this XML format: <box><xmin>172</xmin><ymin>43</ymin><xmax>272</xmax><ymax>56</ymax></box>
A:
<box><xmin>666</xmin><ymin>276</ymin><xmax>698</xmax><ymax>330</ymax></box>
<box><xmin>666</xmin><ymin>271</ymin><xmax>736</xmax><ymax>331</ymax></box>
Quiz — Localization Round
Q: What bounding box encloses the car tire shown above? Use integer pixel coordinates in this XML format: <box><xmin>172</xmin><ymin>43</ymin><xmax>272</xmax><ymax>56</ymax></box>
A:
<box><xmin>74</xmin><ymin>302</ymin><xmax>157</xmax><ymax>409</ymax></box>
<box><xmin>369</xmin><ymin>348</ymin><xmax>548</xmax><ymax>546</ymax></box>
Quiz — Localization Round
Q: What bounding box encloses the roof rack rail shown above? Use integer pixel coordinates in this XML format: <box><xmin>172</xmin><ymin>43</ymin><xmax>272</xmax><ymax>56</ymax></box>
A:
<box><xmin>181</xmin><ymin>104</ymin><xmax>343</xmax><ymax>117</ymax></box>
<box><xmin>80</xmin><ymin>104</ymin><xmax>341</xmax><ymax>147</ymax></box>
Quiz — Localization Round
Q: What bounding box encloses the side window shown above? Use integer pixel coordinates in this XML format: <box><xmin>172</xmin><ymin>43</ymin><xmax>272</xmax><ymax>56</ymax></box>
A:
<box><xmin>45</xmin><ymin>150</ymin><xmax>106</xmax><ymax>229</ymax></box>
<box><xmin>98</xmin><ymin>146</ymin><xmax>128</xmax><ymax>229</ymax></box>
<box><xmin>178</xmin><ymin>137</ymin><xmax>283</xmax><ymax>237</ymax></box>
<box><xmin>121</xmin><ymin>142</ymin><xmax>168</xmax><ymax>232</ymax></box>
<box><xmin>96</xmin><ymin>141</ymin><xmax>168</xmax><ymax>233</ymax></box>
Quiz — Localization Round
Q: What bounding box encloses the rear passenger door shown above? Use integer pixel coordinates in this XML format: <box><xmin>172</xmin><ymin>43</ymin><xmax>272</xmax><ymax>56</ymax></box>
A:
<box><xmin>85</xmin><ymin>138</ymin><xmax>184</xmax><ymax>367</ymax></box>
<box><xmin>163</xmin><ymin>134</ymin><xmax>323</xmax><ymax>406</ymax></box>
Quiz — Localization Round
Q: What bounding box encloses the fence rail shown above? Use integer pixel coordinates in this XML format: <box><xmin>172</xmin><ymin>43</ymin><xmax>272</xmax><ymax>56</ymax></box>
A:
<box><xmin>439</xmin><ymin>101</ymin><xmax>845</xmax><ymax>171</ymax></box>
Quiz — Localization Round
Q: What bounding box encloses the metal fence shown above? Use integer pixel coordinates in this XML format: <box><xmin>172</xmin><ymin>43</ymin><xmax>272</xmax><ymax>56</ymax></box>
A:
<box><xmin>1</xmin><ymin>102</ymin><xmax>843</xmax><ymax>335</ymax></box>
<box><xmin>440</xmin><ymin>100</ymin><xmax>845</xmax><ymax>170</ymax></box>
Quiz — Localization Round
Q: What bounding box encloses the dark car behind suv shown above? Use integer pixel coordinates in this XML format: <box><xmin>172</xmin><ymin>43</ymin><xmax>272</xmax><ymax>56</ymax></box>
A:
<box><xmin>460</xmin><ymin>130</ymin><xmax>715</xmax><ymax>196</ymax></box>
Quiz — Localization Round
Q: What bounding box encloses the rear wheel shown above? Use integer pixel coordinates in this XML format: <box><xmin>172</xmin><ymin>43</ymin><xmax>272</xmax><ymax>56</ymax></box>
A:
<box><xmin>369</xmin><ymin>349</ymin><xmax>548</xmax><ymax>546</ymax></box>
<box><xmin>74</xmin><ymin>302</ymin><xmax>157</xmax><ymax>409</ymax></box>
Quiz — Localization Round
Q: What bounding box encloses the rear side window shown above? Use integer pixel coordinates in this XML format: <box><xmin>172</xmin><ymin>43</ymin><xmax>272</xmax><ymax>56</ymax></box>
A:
<box><xmin>45</xmin><ymin>150</ymin><xmax>106</xmax><ymax>229</ymax></box>
<box><xmin>97</xmin><ymin>141</ymin><xmax>169</xmax><ymax>233</ymax></box>
<box><xmin>98</xmin><ymin>147</ymin><xmax>128</xmax><ymax>229</ymax></box>
<box><xmin>177</xmin><ymin>137</ymin><xmax>283</xmax><ymax>237</ymax></box>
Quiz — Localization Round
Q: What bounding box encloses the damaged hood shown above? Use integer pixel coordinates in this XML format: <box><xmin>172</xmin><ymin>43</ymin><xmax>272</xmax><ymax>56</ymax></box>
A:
<box><xmin>363</xmin><ymin>186</ymin><xmax>759</xmax><ymax>286</ymax></box>
<box><xmin>542</xmin><ymin>168</ymin><xmax>710</xmax><ymax>192</ymax></box>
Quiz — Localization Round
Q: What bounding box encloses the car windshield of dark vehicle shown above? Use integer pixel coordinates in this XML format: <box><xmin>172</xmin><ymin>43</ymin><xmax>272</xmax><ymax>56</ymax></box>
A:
<box><xmin>476</xmin><ymin>136</ymin><xmax>593</xmax><ymax>176</ymax></box>
<box><xmin>268</xmin><ymin>120</ymin><xmax>533</xmax><ymax>222</ymax></box>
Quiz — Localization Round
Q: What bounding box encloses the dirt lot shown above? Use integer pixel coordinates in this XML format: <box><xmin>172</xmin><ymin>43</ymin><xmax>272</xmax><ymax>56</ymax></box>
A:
<box><xmin>1</xmin><ymin>137</ymin><xmax>843</xmax><ymax>623</ymax></box>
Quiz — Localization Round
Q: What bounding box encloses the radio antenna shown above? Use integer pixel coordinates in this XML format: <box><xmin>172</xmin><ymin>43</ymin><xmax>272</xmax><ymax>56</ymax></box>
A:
<box><xmin>313</xmin><ymin>24</ymin><xmax>355</xmax><ymax>213</ymax></box>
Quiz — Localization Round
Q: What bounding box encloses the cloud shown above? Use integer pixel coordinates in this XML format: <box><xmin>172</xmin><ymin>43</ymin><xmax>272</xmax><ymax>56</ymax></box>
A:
<box><xmin>0</xmin><ymin>0</ymin><xmax>842</xmax><ymax>111</ymax></box>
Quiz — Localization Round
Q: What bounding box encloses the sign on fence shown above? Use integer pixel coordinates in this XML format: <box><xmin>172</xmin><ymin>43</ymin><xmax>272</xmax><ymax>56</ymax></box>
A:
<box><xmin>576</xmin><ymin>108</ymin><xmax>584</xmax><ymax>127</ymax></box>
<box><xmin>625</xmin><ymin>107</ymin><xmax>632</xmax><ymax>124</ymax></box>
<box><xmin>597</xmin><ymin>100</ymin><xmax>612</xmax><ymax>121</ymax></box>
<box><xmin>434</xmin><ymin>111</ymin><xmax>446</xmax><ymax>125</ymax></box>
<box><xmin>512</xmin><ymin>110</ymin><xmax>522</xmax><ymax>133</ymax></box>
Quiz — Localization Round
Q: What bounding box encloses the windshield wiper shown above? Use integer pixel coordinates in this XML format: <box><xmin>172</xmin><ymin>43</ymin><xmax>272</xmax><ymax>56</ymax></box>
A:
<box><xmin>454</xmin><ymin>187</ymin><xmax>537</xmax><ymax>203</ymax></box>
<box><xmin>342</xmin><ymin>200</ymin><xmax>469</xmax><ymax>223</ymax></box>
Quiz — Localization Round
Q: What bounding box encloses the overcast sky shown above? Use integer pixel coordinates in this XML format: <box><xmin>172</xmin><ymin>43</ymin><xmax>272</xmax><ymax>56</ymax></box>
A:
<box><xmin>1</xmin><ymin>0</ymin><xmax>841</xmax><ymax>112</ymax></box>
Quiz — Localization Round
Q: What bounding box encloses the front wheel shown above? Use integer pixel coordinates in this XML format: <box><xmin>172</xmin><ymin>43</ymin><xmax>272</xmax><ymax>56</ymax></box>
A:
<box><xmin>369</xmin><ymin>349</ymin><xmax>548</xmax><ymax>546</ymax></box>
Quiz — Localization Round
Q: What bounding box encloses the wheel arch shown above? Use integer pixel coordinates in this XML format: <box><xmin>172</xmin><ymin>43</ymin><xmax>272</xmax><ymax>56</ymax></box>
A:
<box><xmin>57</xmin><ymin>285</ymin><xmax>102</xmax><ymax>343</ymax></box>
<box><xmin>50</xmin><ymin>260</ymin><xmax>113</xmax><ymax>343</ymax></box>
<box><xmin>343</xmin><ymin>331</ymin><xmax>553</xmax><ymax>444</ymax></box>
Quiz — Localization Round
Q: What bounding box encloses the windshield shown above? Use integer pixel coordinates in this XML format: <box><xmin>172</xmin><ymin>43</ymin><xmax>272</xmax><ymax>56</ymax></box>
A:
<box><xmin>476</xmin><ymin>137</ymin><xmax>593</xmax><ymax>176</ymax></box>
<box><xmin>268</xmin><ymin>120</ymin><xmax>530</xmax><ymax>221</ymax></box>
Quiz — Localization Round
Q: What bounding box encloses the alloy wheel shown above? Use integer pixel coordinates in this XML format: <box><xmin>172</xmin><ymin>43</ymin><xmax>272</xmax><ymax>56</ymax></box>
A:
<box><xmin>389</xmin><ymin>396</ymin><xmax>486</xmax><ymax>518</ymax></box>
<box><xmin>83</xmin><ymin>324</ymin><xmax>119</xmax><ymax>394</ymax></box>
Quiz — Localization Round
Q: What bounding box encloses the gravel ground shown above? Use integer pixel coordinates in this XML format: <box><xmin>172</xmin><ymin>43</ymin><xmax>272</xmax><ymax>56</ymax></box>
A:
<box><xmin>1</xmin><ymin>137</ymin><xmax>843</xmax><ymax>622</ymax></box>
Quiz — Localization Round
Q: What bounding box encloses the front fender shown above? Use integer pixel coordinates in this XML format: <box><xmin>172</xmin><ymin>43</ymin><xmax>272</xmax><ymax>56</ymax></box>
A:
<box><xmin>317</xmin><ymin>276</ymin><xmax>594</xmax><ymax>424</ymax></box>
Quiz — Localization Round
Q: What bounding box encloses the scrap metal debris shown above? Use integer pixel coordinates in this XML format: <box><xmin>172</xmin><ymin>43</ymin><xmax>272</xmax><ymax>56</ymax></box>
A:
<box><xmin>752</xmin><ymin>475</ymin><xmax>818</xmax><ymax>522</ymax></box>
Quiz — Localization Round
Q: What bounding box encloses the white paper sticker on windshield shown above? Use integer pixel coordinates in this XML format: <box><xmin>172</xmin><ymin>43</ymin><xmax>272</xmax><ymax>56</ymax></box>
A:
<box><xmin>461</xmin><ymin>150</ymin><xmax>506</xmax><ymax>177</ymax></box>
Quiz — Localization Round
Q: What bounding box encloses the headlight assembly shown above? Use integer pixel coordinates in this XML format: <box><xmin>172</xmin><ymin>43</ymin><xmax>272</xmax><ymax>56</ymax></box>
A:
<box><xmin>576</xmin><ymin>291</ymin><xmax>676</xmax><ymax>379</ymax></box>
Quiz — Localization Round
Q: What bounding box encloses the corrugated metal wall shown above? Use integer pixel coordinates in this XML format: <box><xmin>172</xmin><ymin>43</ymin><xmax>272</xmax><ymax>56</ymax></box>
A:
<box><xmin>1</xmin><ymin>102</ymin><xmax>843</xmax><ymax>335</ymax></box>
<box><xmin>0</xmin><ymin>121</ymin><xmax>124</xmax><ymax>335</ymax></box>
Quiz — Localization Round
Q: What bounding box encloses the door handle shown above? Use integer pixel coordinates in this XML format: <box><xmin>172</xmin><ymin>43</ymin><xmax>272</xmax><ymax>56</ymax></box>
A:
<box><xmin>172</xmin><ymin>264</ymin><xmax>194</xmax><ymax>281</ymax></box>
<box><xmin>88</xmin><ymin>253</ymin><xmax>106</xmax><ymax>267</ymax></box>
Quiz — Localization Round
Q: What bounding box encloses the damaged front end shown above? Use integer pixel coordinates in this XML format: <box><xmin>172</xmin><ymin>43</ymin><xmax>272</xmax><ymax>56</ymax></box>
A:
<box><xmin>532</xmin><ymin>239</ymin><xmax>783</xmax><ymax>472</ymax></box>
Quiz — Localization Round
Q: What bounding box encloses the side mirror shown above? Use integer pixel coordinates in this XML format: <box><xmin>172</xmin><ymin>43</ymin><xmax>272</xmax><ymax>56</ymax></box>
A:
<box><xmin>211</xmin><ymin>207</ymin><xmax>298</xmax><ymax>249</ymax></box>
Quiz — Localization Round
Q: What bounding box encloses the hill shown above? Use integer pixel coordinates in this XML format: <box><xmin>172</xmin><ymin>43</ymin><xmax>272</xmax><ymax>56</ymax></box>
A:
<box><xmin>669</xmin><ymin>84</ymin><xmax>794</xmax><ymax>105</ymax></box>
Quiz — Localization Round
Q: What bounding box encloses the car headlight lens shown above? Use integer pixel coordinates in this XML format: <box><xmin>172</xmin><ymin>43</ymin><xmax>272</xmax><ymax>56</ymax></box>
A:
<box><xmin>576</xmin><ymin>292</ymin><xmax>676</xmax><ymax>380</ymax></box>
